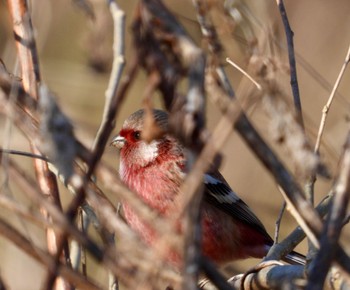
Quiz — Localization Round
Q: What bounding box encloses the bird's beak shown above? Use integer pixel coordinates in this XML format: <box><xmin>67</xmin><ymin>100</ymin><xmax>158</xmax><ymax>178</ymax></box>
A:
<box><xmin>110</xmin><ymin>135</ymin><xmax>126</xmax><ymax>149</ymax></box>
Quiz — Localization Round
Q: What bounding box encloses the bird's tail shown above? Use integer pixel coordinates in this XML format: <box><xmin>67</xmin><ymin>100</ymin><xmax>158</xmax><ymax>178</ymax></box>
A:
<box><xmin>282</xmin><ymin>250</ymin><xmax>306</xmax><ymax>265</ymax></box>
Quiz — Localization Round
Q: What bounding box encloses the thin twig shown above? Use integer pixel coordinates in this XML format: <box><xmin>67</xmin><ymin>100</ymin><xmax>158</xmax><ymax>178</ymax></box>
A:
<box><xmin>0</xmin><ymin>86</ymin><xmax>173</xmax><ymax>259</ymax></box>
<box><xmin>92</xmin><ymin>0</ymin><xmax>125</xmax><ymax>152</ymax></box>
<box><xmin>307</xmin><ymin>131</ymin><xmax>350</xmax><ymax>290</ymax></box>
<box><xmin>137</xmin><ymin>2</ymin><xmax>207</xmax><ymax>289</ymax></box>
<box><xmin>0</xmin><ymin>218</ymin><xmax>102</xmax><ymax>290</ymax></box>
<box><xmin>80</xmin><ymin>209</ymin><xmax>89</xmax><ymax>277</ymax></box>
<box><xmin>211</xmin><ymin>62</ymin><xmax>350</xmax><ymax>274</ymax></box>
<box><xmin>265</xmin><ymin>192</ymin><xmax>332</xmax><ymax>262</ymax></box>
<box><xmin>307</xmin><ymin>41</ymin><xmax>350</xmax><ymax>271</ymax></box>
<box><xmin>0</xmin><ymin>130</ymin><xmax>179</xmax><ymax>288</ymax></box>
<box><xmin>6</xmin><ymin>0</ymin><xmax>41</xmax><ymax>96</ymax></box>
<box><xmin>200</xmin><ymin>257</ymin><xmax>235</xmax><ymax>290</ymax></box>
<box><xmin>314</xmin><ymin>42</ymin><xmax>350</xmax><ymax>154</ymax></box>
<box><xmin>6</xmin><ymin>1</ymin><xmax>69</xmax><ymax>288</ymax></box>
<box><xmin>0</xmin><ymin>148</ymin><xmax>49</xmax><ymax>162</ymax></box>
<box><xmin>226</xmin><ymin>57</ymin><xmax>262</xmax><ymax>90</ymax></box>
<box><xmin>210</xmin><ymin>65</ymin><xmax>322</xmax><ymax>246</ymax></box>
<box><xmin>3</xmin><ymin>156</ymin><xmax>104</xmax><ymax>260</ymax></box>
<box><xmin>0</xmin><ymin>193</ymin><xmax>53</xmax><ymax>229</ymax></box>
<box><xmin>274</xmin><ymin>199</ymin><xmax>286</xmax><ymax>244</ymax></box>
<box><xmin>275</xmin><ymin>0</ymin><xmax>303</xmax><ymax>128</ymax></box>
<box><xmin>45</xmin><ymin>2</ymin><xmax>127</xmax><ymax>283</ymax></box>
<box><xmin>276</xmin><ymin>186</ymin><xmax>319</xmax><ymax>248</ymax></box>
<box><xmin>192</xmin><ymin>0</ymin><xmax>236</xmax><ymax>99</ymax></box>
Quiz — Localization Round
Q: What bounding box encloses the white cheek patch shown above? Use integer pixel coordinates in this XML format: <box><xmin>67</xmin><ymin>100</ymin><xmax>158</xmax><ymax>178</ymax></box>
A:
<box><xmin>204</xmin><ymin>174</ymin><xmax>240</xmax><ymax>204</ymax></box>
<box><xmin>138</xmin><ymin>140</ymin><xmax>159</xmax><ymax>165</ymax></box>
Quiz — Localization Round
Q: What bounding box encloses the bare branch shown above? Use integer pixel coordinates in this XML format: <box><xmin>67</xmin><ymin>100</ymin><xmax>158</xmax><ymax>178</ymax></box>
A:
<box><xmin>92</xmin><ymin>0</ymin><xmax>125</xmax><ymax>152</ymax></box>
<box><xmin>0</xmin><ymin>218</ymin><xmax>102</xmax><ymax>290</ymax></box>
<box><xmin>274</xmin><ymin>198</ymin><xmax>286</xmax><ymax>244</ymax></box>
<box><xmin>229</xmin><ymin>262</ymin><xmax>305</xmax><ymax>290</ymax></box>
<box><xmin>314</xmin><ymin>42</ymin><xmax>350</xmax><ymax>154</ymax></box>
<box><xmin>6</xmin><ymin>0</ymin><xmax>41</xmax><ymax>97</ymax></box>
<box><xmin>275</xmin><ymin>0</ymin><xmax>303</xmax><ymax>128</ymax></box>
<box><xmin>210</xmin><ymin>59</ymin><xmax>350</xmax><ymax>273</ymax></box>
<box><xmin>39</xmin><ymin>84</ymin><xmax>76</xmax><ymax>181</ymax></box>
<box><xmin>6</xmin><ymin>1</ymin><xmax>68</xmax><ymax>288</ymax></box>
<box><xmin>307</xmin><ymin>131</ymin><xmax>350</xmax><ymax>289</ymax></box>
<box><xmin>265</xmin><ymin>192</ymin><xmax>332</xmax><ymax>261</ymax></box>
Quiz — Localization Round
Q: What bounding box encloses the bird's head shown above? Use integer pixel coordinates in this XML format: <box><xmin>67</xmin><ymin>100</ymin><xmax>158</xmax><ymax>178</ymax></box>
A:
<box><xmin>111</xmin><ymin>109</ymin><xmax>174</xmax><ymax>169</ymax></box>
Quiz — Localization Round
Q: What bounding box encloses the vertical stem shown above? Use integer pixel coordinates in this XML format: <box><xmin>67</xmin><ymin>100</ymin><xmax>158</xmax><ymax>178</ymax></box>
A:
<box><xmin>276</xmin><ymin>0</ymin><xmax>303</xmax><ymax>128</ymax></box>
<box><xmin>314</xmin><ymin>43</ymin><xmax>350</xmax><ymax>154</ymax></box>
<box><xmin>7</xmin><ymin>0</ymin><xmax>40</xmax><ymax>97</ymax></box>
<box><xmin>306</xmin><ymin>132</ymin><xmax>350</xmax><ymax>290</ymax></box>
<box><xmin>6</xmin><ymin>1</ymin><xmax>68</xmax><ymax>289</ymax></box>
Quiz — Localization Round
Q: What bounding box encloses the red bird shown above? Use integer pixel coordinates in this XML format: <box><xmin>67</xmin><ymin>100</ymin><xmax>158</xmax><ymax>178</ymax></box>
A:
<box><xmin>111</xmin><ymin>109</ymin><xmax>304</xmax><ymax>266</ymax></box>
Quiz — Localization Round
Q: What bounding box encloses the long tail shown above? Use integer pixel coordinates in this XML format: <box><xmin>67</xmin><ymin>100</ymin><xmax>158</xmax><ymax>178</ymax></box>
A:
<box><xmin>282</xmin><ymin>250</ymin><xmax>306</xmax><ymax>265</ymax></box>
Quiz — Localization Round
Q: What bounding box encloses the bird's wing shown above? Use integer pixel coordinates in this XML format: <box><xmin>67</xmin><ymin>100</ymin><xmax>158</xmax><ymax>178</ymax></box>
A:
<box><xmin>203</xmin><ymin>173</ymin><xmax>272</xmax><ymax>240</ymax></box>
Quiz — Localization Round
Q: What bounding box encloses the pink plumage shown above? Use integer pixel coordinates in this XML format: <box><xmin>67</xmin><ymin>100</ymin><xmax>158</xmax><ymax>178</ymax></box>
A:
<box><xmin>111</xmin><ymin>109</ymin><xmax>304</xmax><ymax>267</ymax></box>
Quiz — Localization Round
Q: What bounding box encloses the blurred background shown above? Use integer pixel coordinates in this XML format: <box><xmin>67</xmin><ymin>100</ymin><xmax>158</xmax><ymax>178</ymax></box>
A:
<box><xmin>0</xmin><ymin>0</ymin><xmax>350</xmax><ymax>289</ymax></box>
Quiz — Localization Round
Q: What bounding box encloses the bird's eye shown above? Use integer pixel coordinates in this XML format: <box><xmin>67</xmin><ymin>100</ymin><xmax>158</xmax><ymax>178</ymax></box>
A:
<box><xmin>133</xmin><ymin>131</ymin><xmax>141</xmax><ymax>141</ymax></box>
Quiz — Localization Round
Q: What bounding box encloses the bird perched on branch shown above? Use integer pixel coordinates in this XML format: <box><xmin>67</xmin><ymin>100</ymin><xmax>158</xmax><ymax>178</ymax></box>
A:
<box><xmin>111</xmin><ymin>109</ymin><xmax>304</xmax><ymax>267</ymax></box>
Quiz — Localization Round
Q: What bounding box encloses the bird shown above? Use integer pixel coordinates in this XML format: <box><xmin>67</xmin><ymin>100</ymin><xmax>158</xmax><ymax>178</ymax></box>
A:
<box><xmin>111</xmin><ymin>109</ymin><xmax>304</xmax><ymax>267</ymax></box>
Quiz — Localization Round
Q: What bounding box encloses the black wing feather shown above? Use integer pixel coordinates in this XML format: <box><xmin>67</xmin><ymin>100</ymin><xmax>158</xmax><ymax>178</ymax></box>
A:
<box><xmin>204</xmin><ymin>178</ymin><xmax>272</xmax><ymax>241</ymax></box>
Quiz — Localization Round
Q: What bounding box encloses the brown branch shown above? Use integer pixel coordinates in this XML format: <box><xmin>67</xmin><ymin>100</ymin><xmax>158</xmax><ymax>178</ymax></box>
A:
<box><xmin>274</xmin><ymin>199</ymin><xmax>286</xmax><ymax>244</ymax></box>
<box><xmin>0</xmin><ymin>83</ymin><xmax>165</xmax><ymax>249</ymax></box>
<box><xmin>307</xmin><ymin>131</ymin><xmax>350</xmax><ymax>289</ymax></box>
<box><xmin>0</xmin><ymin>218</ymin><xmax>102</xmax><ymax>290</ymax></box>
<box><xmin>192</xmin><ymin>0</ymin><xmax>223</xmax><ymax>56</ymax></box>
<box><xmin>247</xmin><ymin>56</ymin><xmax>326</xmax><ymax>181</ymax></box>
<box><xmin>200</xmin><ymin>257</ymin><xmax>235</xmax><ymax>290</ymax></box>
<box><xmin>6</xmin><ymin>1</ymin><xmax>69</xmax><ymax>288</ymax></box>
<box><xmin>314</xmin><ymin>42</ymin><xmax>350</xmax><ymax>154</ymax></box>
<box><xmin>51</xmin><ymin>158</ymin><xmax>182</xmax><ymax>288</ymax></box>
<box><xmin>229</xmin><ymin>263</ymin><xmax>305</xmax><ymax>289</ymax></box>
<box><xmin>43</xmin><ymin>34</ymin><xmax>134</xmax><ymax>285</ymax></box>
<box><xmin>134</xmin><ymin>2</ymin><xmax>207</xmax><ymax>288</ymax></box>
<box><xmin>192</xmin><ymin>0</ymin><xmax>235</xmax><ymax>99</ymax></box>
<box><xmin>47</xmin><ymin>48</ymin><xmax>138</xmax><ymax>285</ymax></box>
<box><xmin>1</xmin><ymin>155</ymin><xmax>104</xmax><ymax>261</ymax></box>
<box><xmin>91</xmin><ymin>0</ymin><xmax>125</xmax><ymax>159</ymax></box>
<box><xmin>136</xmin><ymin>0</ymin><xmax>206</xmax><ymax>146</ymax></box>
<box><xmin>6</xmin><ymin>0</ymin><xmax>41</xmax><ymax>96</ymax></box>
<box><xmin>0</xmin><ymin>85</ymin><xmax>182</xmax><ymax>288</ymax></box>
<box><xmin>209</xmin><ymin>63</ymin><xmax>350</xmax><ymax>274</ymax></box>
<box><xmin>307</xmin><ymin>40</ymin><xmax>350</xmax><ymax>271</ymax></box>
<box><xmin>237</xmin><ymin>112</ymin><xmax>350</xmax><ymax>275</ymax></box>
<box><xmin>84</xmin><ymin>184</ymin><xmax>182</xmax><ymax>289</ymax></box>
<box><xmin>265</xmin><ymin>192</ymin><xmax>332</xmax><ymax>261</ymax></box>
